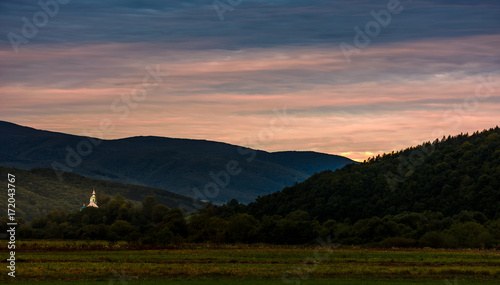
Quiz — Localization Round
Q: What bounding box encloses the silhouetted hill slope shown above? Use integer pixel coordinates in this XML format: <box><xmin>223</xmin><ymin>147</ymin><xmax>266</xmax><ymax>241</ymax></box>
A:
<box><xmin>0</xmin><ymin>166</ymin><xmax>202</xmax><ymax>221</ymax></box>
<box><xmin>0</xmin><ymin>121</ymin><xmax>354</xmax><ymax>204</ymax></box>
<box><xmin>248</xmin><ymin>127</ymin><xmax>500</xmax><ymax>222</ymax></box>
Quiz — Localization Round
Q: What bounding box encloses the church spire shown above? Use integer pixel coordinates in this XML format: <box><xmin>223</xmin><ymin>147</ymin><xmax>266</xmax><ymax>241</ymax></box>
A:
<box><xmin>87</xmin><ymin>188</ymin><xmax>98</xmax><ymax>208</ymax></box>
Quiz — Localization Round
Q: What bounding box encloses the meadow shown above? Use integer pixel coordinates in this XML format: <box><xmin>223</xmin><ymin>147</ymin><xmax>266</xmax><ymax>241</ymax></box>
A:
<box><xmin>1</xmin><ymin>241</ymin><xmax>500</xmax><ymax>284</ymax></box>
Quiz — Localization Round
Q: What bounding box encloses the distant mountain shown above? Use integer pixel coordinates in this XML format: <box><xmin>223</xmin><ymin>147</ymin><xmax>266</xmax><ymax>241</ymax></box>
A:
<box><xmin>0</xmin><ymin>166</ymin><xmax>202</xmax><ymax>221</ymax></box>
<box><xmin>0</xmin><ymin>121</ymin><xmax>355</xmax><ymax>204</ymax></box>
<box><xmin>247</xmin><ymin>127</ymin><xmax>500</xmax><ymax>222</ymax></box>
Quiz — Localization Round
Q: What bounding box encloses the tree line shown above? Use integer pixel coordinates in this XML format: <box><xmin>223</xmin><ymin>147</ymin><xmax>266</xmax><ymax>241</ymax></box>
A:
<box><xmin>2</xmin><ymin>194</ymin><xmax>500</xmax><ymax>248</ymax></box>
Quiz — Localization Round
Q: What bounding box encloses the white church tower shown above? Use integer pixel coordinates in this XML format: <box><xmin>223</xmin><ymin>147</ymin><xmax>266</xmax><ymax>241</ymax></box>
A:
<box><xmin>87</xmin><ymin>189</ymin><xmax>98</xmax><ymax>208</ymax></box>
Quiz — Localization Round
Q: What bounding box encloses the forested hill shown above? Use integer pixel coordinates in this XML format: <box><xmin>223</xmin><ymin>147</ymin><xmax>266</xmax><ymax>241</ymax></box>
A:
<box><xmin>0</xmin><ymin>121</ymin><xmax>354</xmax><ymax>204</ymax></box>
<box><xmin>247</xmin><ymin>127</ymin><xmax>500</xmax><ymax>222</ymax></box>
<box><xmin>0</xmin><ymin>166</ymin><xmax>201</xmax><ymax>221</ymax></box>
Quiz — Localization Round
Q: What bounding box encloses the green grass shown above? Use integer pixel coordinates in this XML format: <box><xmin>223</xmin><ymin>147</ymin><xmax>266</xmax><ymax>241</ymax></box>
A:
<box><xmin>1</xmin><ymin>241</ymin><xmax>500</xmax><ymax>283</ymax></box>
<box><xmin>1</xmin><ymin>280</ymin><xmax>499</xmax><ymax>285</ymax></box>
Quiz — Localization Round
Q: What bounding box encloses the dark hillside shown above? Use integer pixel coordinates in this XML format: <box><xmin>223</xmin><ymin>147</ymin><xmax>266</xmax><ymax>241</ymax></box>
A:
<box><xmin>0</xmin><ymin>121</ymin><xmax>354</xmax><ymax>204</ymax></box>
<box><xmin>248</xmin><ymin>127</ymin><xmax>500</xmax><ymax>222</ymax></box>
<box><xmin>0</xmin><ymin>166</ymin><xmax>202</xmax><ymax>221</ymax></box>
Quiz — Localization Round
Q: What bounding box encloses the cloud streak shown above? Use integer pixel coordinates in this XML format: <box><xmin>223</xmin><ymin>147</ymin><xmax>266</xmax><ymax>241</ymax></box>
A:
<box><xmin>0</xmin><ymin>1</ymin><xmax>499</xmax><ymax>161</ymax></box>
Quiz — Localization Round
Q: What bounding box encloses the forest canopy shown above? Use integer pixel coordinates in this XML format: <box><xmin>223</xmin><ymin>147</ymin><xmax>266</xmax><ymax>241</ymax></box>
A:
<box><xmin>2</xmin><ymin>127</ymin><xmax>500</xmax><ymax>248</ymax></box>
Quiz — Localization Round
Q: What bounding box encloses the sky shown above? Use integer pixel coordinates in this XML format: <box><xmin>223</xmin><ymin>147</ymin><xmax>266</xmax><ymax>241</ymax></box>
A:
<box><xmin>1</xmin><ymin>0</ymin><xmax>499</xmax><ymax>161</ymax></box>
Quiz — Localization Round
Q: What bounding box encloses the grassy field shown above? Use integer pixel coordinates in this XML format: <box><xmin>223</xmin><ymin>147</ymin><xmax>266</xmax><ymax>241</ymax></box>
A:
<box><xmin>3</xmin><ymin>280</ymin><xmax>500</xmax><ymax>285</ymax></box>
<box><xmin>1</xmin><ymin>241</ymin><xmax>500</xmax><ymax>284</ymax></box>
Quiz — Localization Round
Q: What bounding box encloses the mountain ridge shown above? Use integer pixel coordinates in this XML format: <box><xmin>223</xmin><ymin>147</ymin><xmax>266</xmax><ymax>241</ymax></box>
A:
<box><xmin>0</xmin><ymin>120</ymin><xmax>355</xmax><ymax>204</ymax></box>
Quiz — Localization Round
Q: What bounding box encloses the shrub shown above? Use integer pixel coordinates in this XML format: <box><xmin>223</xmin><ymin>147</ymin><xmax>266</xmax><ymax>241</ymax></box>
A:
<box><xmin>380</xmin><ymin>237</ymin><xmax>416</xmax><ymax>248</ymax></box>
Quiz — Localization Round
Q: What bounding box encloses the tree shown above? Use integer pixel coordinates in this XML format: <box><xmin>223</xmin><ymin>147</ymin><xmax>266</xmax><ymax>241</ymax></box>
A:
<box><xmin>227</xmin><ymin>213</ymin><xmax>259</xmax><ymax>243</ymax></box>
<box><xmin>275</xmin><ymin>211</ymin><xmax>316</xmax><ymax>244</ymax></box>
<box><xmin>419</xmin><ymin>231</ymin><xmax>457</xmax><ymax>248</ymax></box>
<box><xmin>161</xmin><ymin>209</ymin><xmax>188</xmax><ymax>238</ymax></box>
<box><xmin>142</xmin><ymin>196</ymin><xmax>158</xmax><ymax>221</ymax></box>
<box><xmin>449</xmin><ymin>222</ymin><xmax>492</xmax><ymax>248</ymax></box>
<box><xmin>152</xmin><ymin>204</ymin><xmax>170</xmax><ymax>223</ymax></box>
<box><xmin>156</xmin><ymin>228</ymin><xmax>174</xmax><ymax>245</ymax></box>
<box><xmin>256</xmin><ymin>215</ymin><xmax>282</xmax><ymax>243</ymax></box>
<box><xmin>110</xmin><ymin>220</ymin><xmax>136</xmax><ymax>241</ymax></box>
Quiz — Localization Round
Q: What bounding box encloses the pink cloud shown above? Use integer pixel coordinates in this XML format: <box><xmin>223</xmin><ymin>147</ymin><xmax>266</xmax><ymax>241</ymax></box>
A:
<box><xmin>1</xmin><ymin>35</ymin><xmax>499</xmax><ymax>161</ymax></box>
